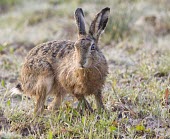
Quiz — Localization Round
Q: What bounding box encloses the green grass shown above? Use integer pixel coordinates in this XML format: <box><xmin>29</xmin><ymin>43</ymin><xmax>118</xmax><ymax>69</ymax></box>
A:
<box><xmin>0</xmin><ymin>49</ymin><xmax>169</xmax><ymax>138</ymax></box>
<box><xmin>0</xmin><ymin>0</ymin><xmax>22</xmax><ymax>13</ymax></box>
<box><xmin>0</xmin><ymin>0</ymin><xmax>21</xmax><ymax>6</ymax></box>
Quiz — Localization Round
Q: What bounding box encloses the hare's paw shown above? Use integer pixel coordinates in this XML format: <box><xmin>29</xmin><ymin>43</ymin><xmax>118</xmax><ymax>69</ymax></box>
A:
<box><xmin>47</xmin><ymin>96</ymin><xmax>62</xmax><ymax>111</ymax></box>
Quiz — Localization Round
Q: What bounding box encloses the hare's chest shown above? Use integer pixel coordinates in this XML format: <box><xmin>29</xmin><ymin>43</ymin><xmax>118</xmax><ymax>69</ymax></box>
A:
<box><xmin>60</xmin><ymin>69</ymin><xmax>103</xmax><ymax>95</ymax></box>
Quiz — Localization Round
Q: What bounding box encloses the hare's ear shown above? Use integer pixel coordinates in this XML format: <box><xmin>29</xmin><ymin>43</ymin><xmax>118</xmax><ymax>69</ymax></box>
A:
<box><xmin>75</xmin><ymin>8</ymin><xmax>86</xmax><ymax>37</ymax></box>
<box><xmin>89</xmin><ymin>7</ymin><xmax>110</xmax><ymax>42</ymax></box>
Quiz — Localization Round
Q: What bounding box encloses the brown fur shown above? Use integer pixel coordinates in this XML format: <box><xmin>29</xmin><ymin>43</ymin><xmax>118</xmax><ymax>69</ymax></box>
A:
<box><xmin>15</xmin><ymin>7</ymin><xmax>110</xmax><ymax>115</ymax></box>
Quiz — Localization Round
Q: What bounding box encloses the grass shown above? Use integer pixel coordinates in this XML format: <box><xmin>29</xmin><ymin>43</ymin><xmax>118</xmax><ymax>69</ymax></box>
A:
<box><xmin>0</xmin><ymin>0</ymin><xmax>22</xmax><ymax>13</ymax></box>
<box><xmin>0</xmin><ymin>0</ymin><xmax>170</xmax><ymax>138</ymax></box>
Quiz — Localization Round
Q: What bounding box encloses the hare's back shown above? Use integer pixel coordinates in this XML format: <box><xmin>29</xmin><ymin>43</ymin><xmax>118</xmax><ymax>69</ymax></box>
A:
<box><xmin>23</xmin><ymin>40</ymin><xmax>75</xmax><ymax>73</ymax></box>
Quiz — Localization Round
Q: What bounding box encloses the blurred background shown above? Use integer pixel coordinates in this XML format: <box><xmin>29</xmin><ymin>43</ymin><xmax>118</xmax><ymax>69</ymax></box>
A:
<box><xmin>0</xmin><ymin>0</ymin><xmax>170</xmax><ymax>84</ymax></box>
<box><xmin>0</xmin><ymin>0</ymin><xmax>169</xmax><ymax>82</ymax></box>
<box><xmin>0</xmin><ymin>0</ymin><xmax>170</xmax><ymax>88</ymax></box>
<box><xmin>0</xmin><ymin>0</ymin><xmax>170</xmax><ymax>44</ymax></box>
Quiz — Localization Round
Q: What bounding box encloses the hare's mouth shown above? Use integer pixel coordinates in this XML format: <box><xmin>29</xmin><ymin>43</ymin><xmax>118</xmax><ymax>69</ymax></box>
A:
<box><xmin>76</xmin><ymin>65</ymin><xmax>89</xmax><ymax>70</ymax></box>
<box><xmin>77</xmin><ymin>63</ymin><xmax>91</xmax><ymax>69</ymax></box>
<box><xmin>77</xmin><ymin>65</ymin><xmax>86</xmax><ymax>69</ymax></box>
<box><xmin>76</xmin><ymin>59</ymin><xmax>92</xmax><ymax>69</ymax></box>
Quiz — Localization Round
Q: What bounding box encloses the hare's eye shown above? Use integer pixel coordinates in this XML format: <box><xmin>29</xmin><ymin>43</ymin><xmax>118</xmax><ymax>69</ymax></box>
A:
<box><xmin>91</xmin><ymin>44</ymin><xmax>95</xmax><ymax>50</ymax></box>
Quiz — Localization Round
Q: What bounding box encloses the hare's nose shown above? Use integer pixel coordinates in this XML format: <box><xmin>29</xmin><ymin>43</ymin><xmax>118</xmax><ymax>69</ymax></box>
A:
<box><xmin>80</xmin><ymin>64</ymin><xmax>84</xmax><ymax>69</ymax></box>
<box><xmin>77</xmin><ymin>63</ymin><xmax>84</xmax><ymax>69</ymax></box>
<box><xmin>79</xmin><ymin>60</ymin><xmax>85</xmax><ymax>67</ymax></box>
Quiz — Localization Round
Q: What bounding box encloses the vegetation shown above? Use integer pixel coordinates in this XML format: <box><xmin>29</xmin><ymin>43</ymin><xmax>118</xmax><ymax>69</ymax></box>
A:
<box><xmin>0</xmin><ymin>0</ymin><xmax>169</xmax><ymax>138</ymax></box>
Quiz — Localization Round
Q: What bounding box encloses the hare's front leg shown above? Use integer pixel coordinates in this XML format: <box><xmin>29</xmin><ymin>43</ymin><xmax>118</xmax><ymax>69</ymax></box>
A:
<box><xmin>94</xmin><ymin>91</ymin><xmax>105</xmax><ymax>112</ymax></box>
<box><xmin>76</xmin><ymin>95</ymin><xmax>93</xmax><ymax>112</ymax></box>
<box><xmin>48</xmin><ymin>93</ymin><xmax>64</xmax><ymax>111</ymax></box>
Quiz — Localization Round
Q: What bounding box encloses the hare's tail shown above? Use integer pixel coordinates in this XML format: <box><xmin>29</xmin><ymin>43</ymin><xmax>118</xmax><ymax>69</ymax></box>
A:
<box><xmin>10</xmin><ymin>83</ymin><xmax>23</xmax><ymax>96</ymax></box>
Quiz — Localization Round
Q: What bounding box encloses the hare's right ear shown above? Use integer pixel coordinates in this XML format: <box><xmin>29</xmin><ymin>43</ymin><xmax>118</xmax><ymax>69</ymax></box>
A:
<box><xmin>89</xmin><ymin>7</ymin><xmax>110</xmax><ymax>42</ymax></box>
<box><xmin>75</xmin><ymin>8</ymin><xmax>86</xmax><ymax>37</ymax></box>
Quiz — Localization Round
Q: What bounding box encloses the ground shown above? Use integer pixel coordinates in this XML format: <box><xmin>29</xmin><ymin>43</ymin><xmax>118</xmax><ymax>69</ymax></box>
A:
<box><xmin>0</xmin><ymin>0</ymin><xmax>170</xmax><ymax>138</ymax></box>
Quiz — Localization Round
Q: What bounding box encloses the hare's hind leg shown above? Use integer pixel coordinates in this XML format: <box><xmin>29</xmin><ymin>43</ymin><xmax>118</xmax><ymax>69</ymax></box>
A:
<box><xmin>48</xmin><ymin>85</ymin><xmax>66</xmax><ymax>111</ymax></box>
<box><xmin>34</xmin><ymin>76</ymin><xmax>54</xmax><ymax>115</ymax></box>
<box><xmin>34</xmin><ymin>89</ymin><xmax>46</xmax><ymax>115</ymax></box>
<box><xmin>94</xmin><ymin>91</ymin><xmax>105</xmax><ymax>112</ymax></box>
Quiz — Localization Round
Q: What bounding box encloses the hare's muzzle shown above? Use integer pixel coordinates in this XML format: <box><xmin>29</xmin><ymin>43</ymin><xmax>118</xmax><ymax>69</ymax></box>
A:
<box><xmin>77</xmin><ymin>58</ymin><xmax>92</xmax><ymax>69</ymax></box>
<box><xmin>74</xmin><ymin>37</ymin><xmax>94</xmax><ymax>69</ymax></box>
<box><xmin>77</xmin><ymin>60</ymin><xmax>86</xmax><ymax>69</ymax></box>
<box><xmin>75</xmin><ymin>47</ymin><xmax>87</xmax><ymax>69</ymax></box>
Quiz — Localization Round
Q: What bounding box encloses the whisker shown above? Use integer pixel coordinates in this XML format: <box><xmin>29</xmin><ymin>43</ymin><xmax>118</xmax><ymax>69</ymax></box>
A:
<box><xmin>94</xmin><ymin>66</ymin><xmax>102</xmax><ymax>79</ymax></box>
<box><xmin>87</xmin><ymin>68</ymin><xmax>91</xmax><ymax>73</ymax></box>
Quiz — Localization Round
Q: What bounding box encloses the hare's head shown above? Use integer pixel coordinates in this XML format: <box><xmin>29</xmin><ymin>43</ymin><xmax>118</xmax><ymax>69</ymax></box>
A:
<box><xmin>74</xmin><ymin>7</ymin><xmax>110</xmax><ymax>69</ymax></box>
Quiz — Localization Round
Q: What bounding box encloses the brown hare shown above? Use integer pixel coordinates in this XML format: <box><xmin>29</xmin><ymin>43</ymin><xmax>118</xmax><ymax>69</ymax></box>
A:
<box><xmin>11</xmin><ymin>7</ymin><xmax>110</xmax><ymax>115</ymax></box>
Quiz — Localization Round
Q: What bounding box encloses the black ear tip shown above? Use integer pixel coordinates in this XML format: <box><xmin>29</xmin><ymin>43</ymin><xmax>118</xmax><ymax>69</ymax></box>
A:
<box><xmin>75</xmin><ymin>8</ymin><xmax>84</xmax><ymax>16</ymax></box>
<box><xmin>75</xmin><ymin>8</ymin><xmax>82</xmax><ymax>11</ymax></box>
<box><xmin>102</xmin><ymin>7</ymin><xmax>110</xmax><ymax>12</ymax></box>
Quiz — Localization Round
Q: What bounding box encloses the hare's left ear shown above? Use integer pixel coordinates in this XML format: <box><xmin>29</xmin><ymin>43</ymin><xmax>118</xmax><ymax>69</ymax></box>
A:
<box><xmin>75</xmin><ymin>8</ymin><xmax>86</xmax><ymax>37</ymax></box>
<box><xmin>89</xmin><ymin>7</ymin><xmax>110</xmax><ymax>42</ymax></box>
